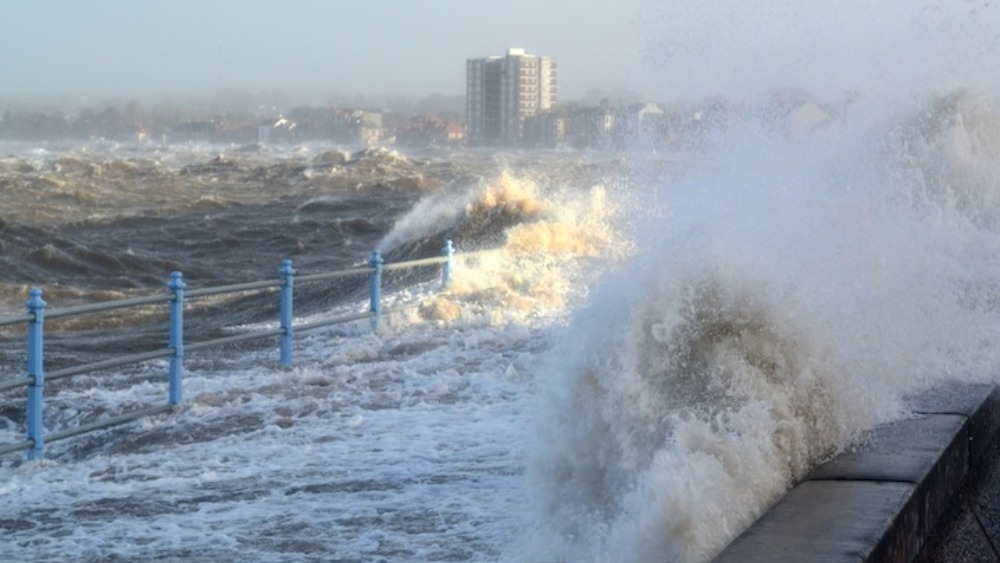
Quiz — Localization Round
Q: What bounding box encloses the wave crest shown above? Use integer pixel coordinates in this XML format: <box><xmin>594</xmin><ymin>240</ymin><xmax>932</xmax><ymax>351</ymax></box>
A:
<box><xmin>526</xmin><ymin>267</ymin><xmax>872</xmax><ymax>562</ymax></box>
<box><xmin>888</xmin><ymin>89</ymin><xmax>1000</xmax><ymax>224</ymax></box>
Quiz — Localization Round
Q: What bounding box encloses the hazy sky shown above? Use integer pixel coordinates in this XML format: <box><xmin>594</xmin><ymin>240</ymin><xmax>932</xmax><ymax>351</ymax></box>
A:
<box><xmin>0</xmin><ymin>0</ymin><xmax>653</xmax><ymax>100</ymax></box>
<box><xmin>1</xmin><ymin>0</ymin><xmax>998</xmax><ymax>103</ymax></box>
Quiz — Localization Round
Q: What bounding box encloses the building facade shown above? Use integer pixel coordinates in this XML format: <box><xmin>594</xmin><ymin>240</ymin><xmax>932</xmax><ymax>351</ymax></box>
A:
<box><xmin>466</xmin><ymin>48</ymin><xmax>557</xmax><ymax>144</ymax></box>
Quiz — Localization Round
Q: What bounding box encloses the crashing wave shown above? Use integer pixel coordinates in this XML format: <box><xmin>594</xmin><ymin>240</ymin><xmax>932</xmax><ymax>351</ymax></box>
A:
<box><xmin>378</xmin><ymin>168</ymin><xmax>629</xmax><ymax>323</ymax></box>
<box><xmin>885</xmin><ymin>89</ymin><xmax>1000</xmax><ymax>225</ymax></box>
<box><xmin>526</xmin><ymin>265</ymin><xmax>872</xmax><ymax>563</ymax></box>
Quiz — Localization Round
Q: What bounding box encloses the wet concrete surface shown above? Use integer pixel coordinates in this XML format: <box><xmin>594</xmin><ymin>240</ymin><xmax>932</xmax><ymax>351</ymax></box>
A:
<box><xmin>714</xmin><ymin>382</ymin><xmax>1000</xmax><ymax>563</ymax></box>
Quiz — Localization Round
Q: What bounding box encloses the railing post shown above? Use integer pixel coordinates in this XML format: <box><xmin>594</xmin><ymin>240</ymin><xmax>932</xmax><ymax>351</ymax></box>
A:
<box><xmin>168</xmin><ymin>272</ymin><xmax>185</xmax><ymax>406</ymax></box>
<box><xmin>279</xmin><ymin>259</ymin><xmax>295</xmax><ymax>367</ymax></box>
<box><xmin>25</xmin><ymin>288</ymin><xmax>46</xmax><ymax>461</ymax></box>
<box><xmin>442</xmin><ymin>239</ymin><xmax>455</xmax><ymax>288</ymax></box>
<box><xmin>369</xmin><ymin>249</ymin><xmax>383</xmax><ymax>331</ymax></box>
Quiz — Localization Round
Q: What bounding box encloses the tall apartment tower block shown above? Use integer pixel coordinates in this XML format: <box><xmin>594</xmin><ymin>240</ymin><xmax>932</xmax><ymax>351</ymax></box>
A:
<box><xmin>466</xmin><ymin>48</ymin><xmax>557</xmax><ymax>144</ymax></box>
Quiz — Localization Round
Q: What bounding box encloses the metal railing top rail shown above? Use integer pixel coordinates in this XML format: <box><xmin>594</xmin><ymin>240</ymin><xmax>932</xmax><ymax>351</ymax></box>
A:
<box><xmin>0</xmin><ymin>249</ymin><xmax>481</xmax><ymax>331</ymax></box>
<box><xmin>0</xmin><ymin>439</ymin><xmax>32</xmax><ymax>457</ymax></box>
<box><xmin>0</xmin><ymin>313</ymin><xmax>35</xmax><ymax>327</ymax></box>
<box><xmin>296</xmin><ymin>266</ymin><xmax>375</xmax><ymax>284</ymax></box>
<box><xmin>382</xmin><ymin>255</ymin><xmax>449</xmax><ymax>271</ymax></box>
<box><xmin>185</xmin><ymin>327</ymin><xmax>285</xmax><ymax>353</ymax></box>
<box><xmin>46</xmin><ymin>348</ymin><xmax>175</xmax><ymax>383</ymax></box>
<box><xmin>185</xmin><ymin>278</ymin><xmax>283</xmax><ymax>298</ymax></box>
<box><xmin>46</xmin><ymin>404</ymin><xmax>173</xmax><ymax>444</ymax></box>
<box><xmin>293</xmin><ymin>311</ymin><xmax>376</xmax><ymax>333</ymax></box>
<box><xmin>46</xmin><ymin>294</ymin><xmax>175</xmax><ymax>320</ymax></box>
<box><xmin>0</xmin><ymin>377</ymin><xmax>31</xmax><ymax>393</ymax></box>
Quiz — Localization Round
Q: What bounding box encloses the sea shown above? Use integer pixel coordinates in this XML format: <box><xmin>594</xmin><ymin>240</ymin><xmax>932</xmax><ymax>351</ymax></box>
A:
<box><xmin>2</xmin><ymin>89</ymin><xmax>1000</xmax><ymax>562</ymax></box>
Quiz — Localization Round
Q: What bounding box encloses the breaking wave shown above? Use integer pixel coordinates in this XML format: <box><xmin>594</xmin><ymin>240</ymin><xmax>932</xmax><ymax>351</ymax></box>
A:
<box><xmin>379</xmin><ymin>169</ymin><xmax>630</xmax><ymax>322</ymax></box>
<box><xmin>524</xmin><ymin>264</ymin><xmax>870</xmax><ymax>563</ymax></box>
<box><xmin>518</xmin><ymin>89</ymin><xmax>1000</xmax><ymax>562</ymax></box>
<box><xmin>884</xmin><ymin>89</ymin><xmax>1000</xmax><ymax>226</ymax></box>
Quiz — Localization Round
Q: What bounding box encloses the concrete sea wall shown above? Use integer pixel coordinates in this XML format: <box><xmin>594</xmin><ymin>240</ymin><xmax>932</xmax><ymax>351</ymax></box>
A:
<box><xmin>714</xmin><ymin>382</ymin><xmax>1000</xmax><ymax>562</ymax></box>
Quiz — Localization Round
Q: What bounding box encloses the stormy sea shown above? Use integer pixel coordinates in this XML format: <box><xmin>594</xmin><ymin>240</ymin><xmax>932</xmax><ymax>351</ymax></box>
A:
<box><xmin>3</xmin><ymin>89</ymin><xmax>1000</xmax><ymax>562</ymax></box>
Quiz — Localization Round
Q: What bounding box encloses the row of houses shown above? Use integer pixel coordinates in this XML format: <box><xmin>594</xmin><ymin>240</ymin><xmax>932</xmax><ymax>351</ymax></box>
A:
<box><xmin>169</xmin><ymin>109</ymin><xmax>387</xmax><ymax>145</ymax></box>
<box><xmin>174</xmin><ymin>96</ymin><xmax>834</xmax><ymax>149</ymax></box>
<box><xmin>519</xmin><ymin>101</ymin><xmax>668</xmax><ymax>149</ymax></box>
<box><xmin>246</xmin><ymin>100</ymin><xmax>699</xmax><ymax>149</ymax></box>
<box><xmin>2</xmin><ymin>95</ymin><xmax>836</xmax><ymax>149</ymax></box>
<box><xmin>517</xmin><ymin>95</ymin><xmax>838</xmax><ymax>149</ymax></box>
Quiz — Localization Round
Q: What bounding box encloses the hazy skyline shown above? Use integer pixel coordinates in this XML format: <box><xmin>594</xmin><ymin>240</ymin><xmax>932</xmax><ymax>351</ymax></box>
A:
<box><xmin>1</xmin><ymin>0</ymin><xmax>998</xmax><ymax>105</ymax></box>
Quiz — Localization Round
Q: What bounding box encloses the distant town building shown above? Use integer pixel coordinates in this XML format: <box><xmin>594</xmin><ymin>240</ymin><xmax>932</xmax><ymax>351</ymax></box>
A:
<box><xmin>466</xmin><ymin>48</ymin><xmax>557</xmax><ymax>144</ymax></box>
<box><xmin>329</xmin><ymin>109</ymin><xmax>384</xmax><ymax>146</ymax></box>
<box><xmin>568</xmin><ymin>100</ymin><xmax>616</xmax><ymax>149</ymax></box>
<box><xmin>396</xmin><ymin>115</ymin><xmax>466</xmax><ymax>147</ymax></box>
<box><xmin>170</xmin><ymin>120</ymin><xmax>221</xmax><ymax>143</ymax></box>
<box><xmin>258</xmin><ymin>116</ymin><xmax>297</xmax><ymax>144</ymax></box>
<box><xmin>523</xmin><ymin>109</ymin><xmax>566</xmax><ymax>148</ymax></box>
<box><xmin>615</xmin><ymin>102</ymin><xmax>666</xmax><ymax>147</ymax></box>
<box><xmin>786</xmin><ymin>100</ymin><xmax>831</xmax><ymax>136</ymax></box>
<box><xmin>359</xmin><ymin>112</ymin><xmax>383</xmax><ymax>146</ymax></box>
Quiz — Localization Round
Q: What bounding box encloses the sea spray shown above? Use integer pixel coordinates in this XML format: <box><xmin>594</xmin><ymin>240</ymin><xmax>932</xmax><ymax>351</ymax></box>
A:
<box><xmin>524</xmin><ymin>259</ymin><xmax>872</xmax><ymax>563</ymax></box>
<box><xmin>519</xmin><ymin>91</ymin><xmax>1000</xmax><ymax>562</ymax></box>
<box><xmin>882</xmin><ymin>89</ymin><xmax>1000</xmax><ymax>227</ymax></box>
<box><xmin>380</xmin><ymin>169</ymin><xmax>632</xmax><ymax>323</ymax></box>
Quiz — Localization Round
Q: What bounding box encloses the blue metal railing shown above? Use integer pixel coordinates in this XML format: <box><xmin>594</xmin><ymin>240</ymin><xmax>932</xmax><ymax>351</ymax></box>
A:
<box><xmin>0</xmin><ymin>241</ymin><xmax>456</xmax><ymax>461</ymax></box>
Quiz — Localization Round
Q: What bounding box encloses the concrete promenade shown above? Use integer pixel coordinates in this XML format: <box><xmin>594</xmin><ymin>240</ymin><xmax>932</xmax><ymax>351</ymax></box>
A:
<box><xmin>714</xmin><ymin>382</ymin><xmax>1000</xmax><ymax>562</ymax></box>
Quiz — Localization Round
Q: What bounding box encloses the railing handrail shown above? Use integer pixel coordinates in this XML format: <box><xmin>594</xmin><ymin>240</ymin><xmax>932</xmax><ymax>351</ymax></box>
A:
<box><xmin>296</xmin><ymin>266</ymin><xmax>376</xmax><ymax>283</ymax></box>
<box><xmin>0</xmin><ymin>439</ymin><xmax>33</xmax><ymax>457</ymax></box>
<box><xmin>295</xmin><ymin>311</ymin><xmax>377</xmax><ymax>333</ymax></box>
<box><xmin>1</xmin><ymin>254</ymin><xmax>463</xmax><ymax>327</ymax></box>
<box><xmin>0</xmin><ymin>241</ymin><xmax>460</xmax><ymax>461</ymax></box>
<box><xmin>383</xmin><ymin>255</ymin><xmax>448</xmax><ymax>271</ymax></box>
<box><xmin>45</xmin><ymin>294</ymin><xmax>175</xmax><ymax>320</ymax></box>
<box><xmin>0</xmin><ymin>376</ymin><xmax>31</xmax><ymax>393</ymax></box>
<box><xmin>0</xmin><ymin>313</ymin><xmax>35</xmax><ymax>328</ymax></box>
<box><xmin>46</xmin><ymin>348</ymin><xmax>176</xmax><ymax>382</ymax></box>
<box><xmin>185</xmin><ymin>327</ymin><xmax>286</xmax><ymax>352</ymax></box>
<box><xmin>185</xmin><ymin>278</ymin><xmax>284</xmax><ymax>298</ymax></box>
<box><xmin>46</xmin><ymin>404</ymin><xmax>174</xmax><ymax>444</ymax></box>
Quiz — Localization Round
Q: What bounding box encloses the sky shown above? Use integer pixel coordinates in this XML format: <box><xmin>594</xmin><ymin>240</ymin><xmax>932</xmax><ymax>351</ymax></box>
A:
<box><xmin>1</xmin><ymin>0</ymin><xmax>999</xmax><ymax>104</ymax></box>
<box><xmin>0</xmin><ymin>0</ymin><xmax>653</xmax><ymax>101</ymax></box>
